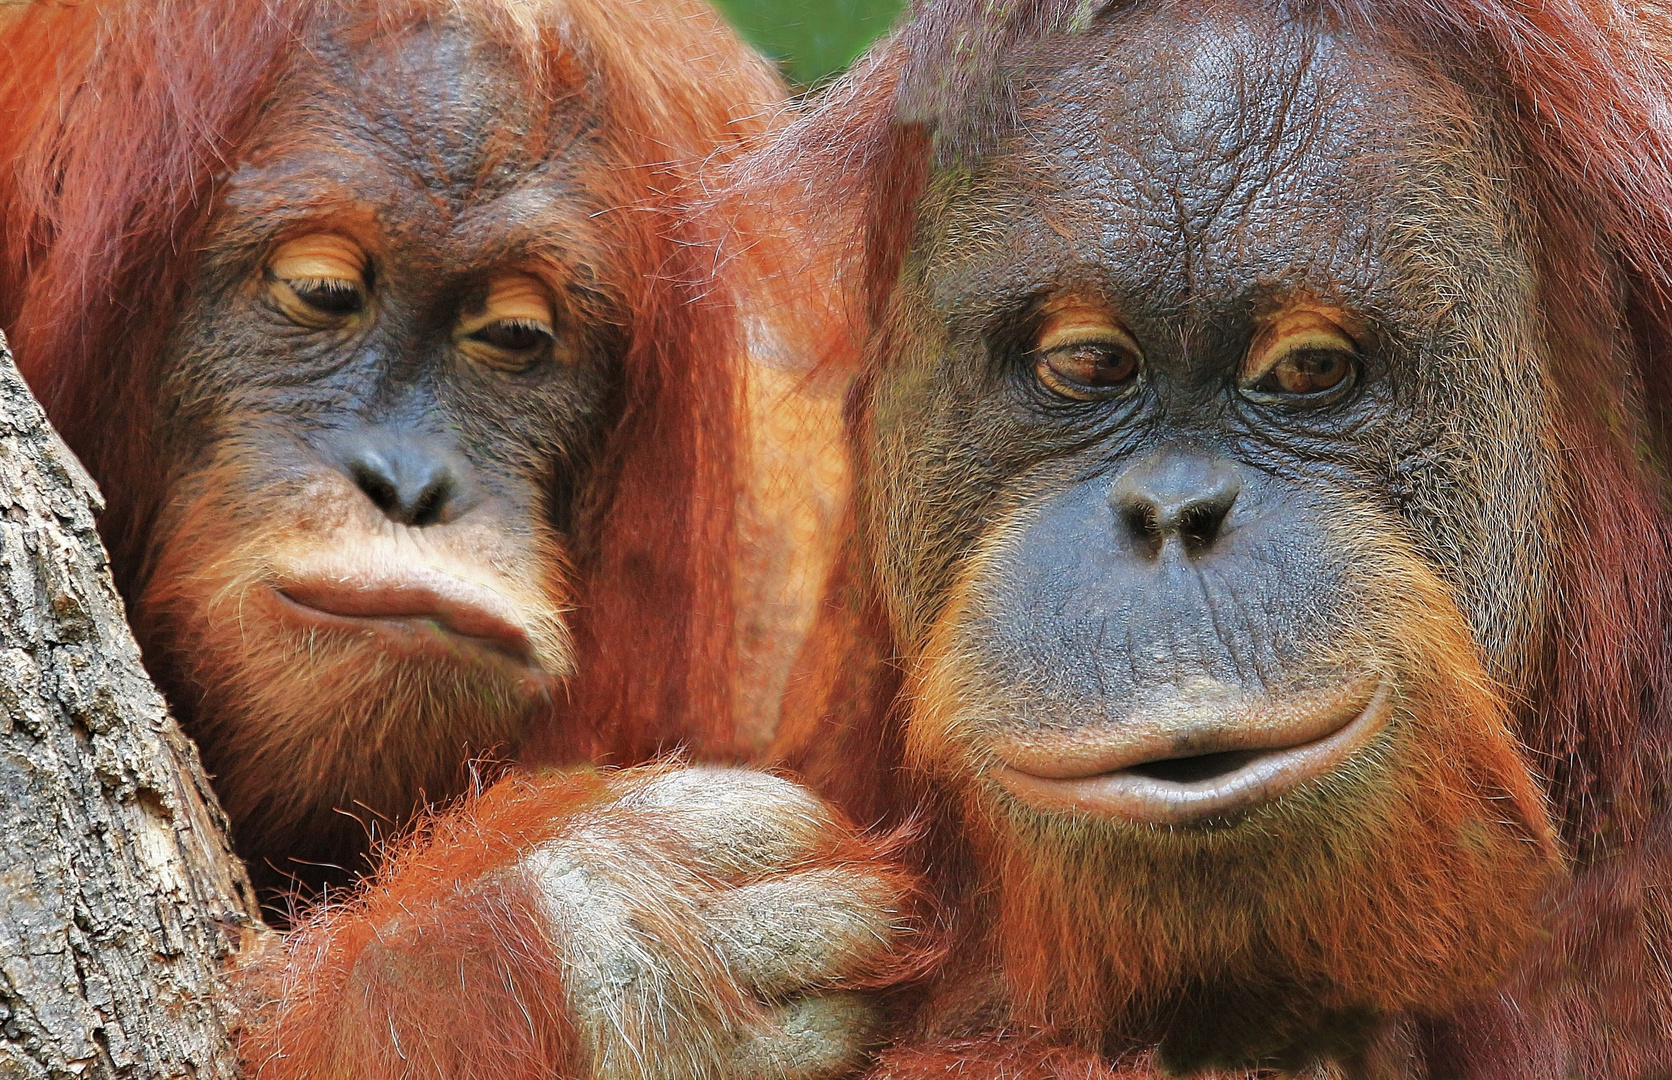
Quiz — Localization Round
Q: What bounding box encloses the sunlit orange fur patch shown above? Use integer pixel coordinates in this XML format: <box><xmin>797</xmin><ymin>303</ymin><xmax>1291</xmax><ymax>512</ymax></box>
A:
<box><xmin>903</xmin><ymin>506</ymin><xmax>1563</xmax><ymax>1048</ymax></box>
<box><xmin>135</xmin><ymin>444</ymin><xmax>574</xmax><ymax>876</ymax></box>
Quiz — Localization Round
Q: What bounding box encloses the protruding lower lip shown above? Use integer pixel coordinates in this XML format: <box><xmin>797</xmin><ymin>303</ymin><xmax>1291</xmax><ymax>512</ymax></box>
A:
<box><xmin>275</xmin><ymin>567</ymin><xmax>537</xmax><ymax>666</ymax></box>
<box><xmin>990</xmin><ymin>679</ymin><xmax>1391</xmax><ymax>824</ymax></box>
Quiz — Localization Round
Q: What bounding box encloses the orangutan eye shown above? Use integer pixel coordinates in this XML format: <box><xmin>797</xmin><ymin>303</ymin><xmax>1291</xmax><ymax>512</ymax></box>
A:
<box><xmin>1031</xmin><ymin>301</ymin><xmax>1143</xmax><ymax>401</ymax></box>
<box><xmin>267</xmin><ymin>234</ymin><xmax>369</xmax><ymax>325</ymax></box>
<box><xmin>1240</xmin><ymin>311</ymin><xmax>1360</xmax><ymax>405</ymax></box>
<box><xmin>285</xmin><ymin>279</ymin><xmax>363</xmax><ymax>315</ymax></box>
<box><xmin>470</xmin><ymin>318</ymin><xmax>554</xmax><ymax>353</ymax></box>
<box><xmin>457</xmin><ymin>273</ymin><xmax>564</xmax><ymax>373</ymax></box>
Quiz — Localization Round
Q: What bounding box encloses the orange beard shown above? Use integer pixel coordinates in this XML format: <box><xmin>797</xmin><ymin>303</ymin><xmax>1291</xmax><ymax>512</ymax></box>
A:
<box><xmin>906</xmin><ymin>528</ymin><xmax>1563</xmax><ymax>1067</ymax></box>
<box><xmin>134</xmin><ymin>450</ymin><xmax>574</xmax><ymax>884</ymax></box>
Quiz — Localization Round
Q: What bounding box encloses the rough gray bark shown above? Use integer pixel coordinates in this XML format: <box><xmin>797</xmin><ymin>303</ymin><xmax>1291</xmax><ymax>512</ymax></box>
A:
<box><xmin>0</xmin><ymin>332</ymin><xmax>266</xmax><ymax>1079</ymax></box>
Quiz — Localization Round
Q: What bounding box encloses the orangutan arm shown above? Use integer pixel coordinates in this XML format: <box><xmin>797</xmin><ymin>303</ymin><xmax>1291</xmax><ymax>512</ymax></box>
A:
<box><xmin>238</xmin><ymin>765</ymin><xmax>934</xmax><ymax>1080</ymax></box>
<box><xmin>866</xmin><ymin>1038</ymin><xmax>1164</xmax><ymax>1080</ymax></box>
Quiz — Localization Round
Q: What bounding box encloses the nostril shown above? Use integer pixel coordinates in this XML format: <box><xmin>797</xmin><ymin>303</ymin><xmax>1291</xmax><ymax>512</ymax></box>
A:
<box><xmin>351</xmin><ymin>462</ymin><xmax>400</xmax><ymax>516</ymax></box>
<box><xmin>1109</xmin><ymin>450</ymin><xmax>1244</xmax><ymax>558</ymax></box>
<box><xmin>338</xmin><ymin>434</ymin><xmax>467</xmax><ymax>527</ymax></box>
<box><xmin>1177</xmin><ymin>498</ymin><xmax>1232</xmax><ymax>554</ymax></box>
<box><xmin>1122</xmin><ymin>502</ymin><xmax>1164</xmax><ymax>556</ymax></box>
<box><xmin>407</xmin><ymin>476</ymin><xmax>452</xmax><ymax>528</ymax></box>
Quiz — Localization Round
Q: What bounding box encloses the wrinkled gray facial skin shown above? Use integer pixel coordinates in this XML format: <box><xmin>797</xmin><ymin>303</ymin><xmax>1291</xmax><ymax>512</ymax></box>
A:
<box><xmin>168</xmin><ymin>21</ymin><xmax>618</xmax><ymax>527</ymax></box>
<box><xmin>857</xmin><ymin>0</ymin><xmax>1564</xmax><ymax>1068</ymax></box>
<box><xmin>865</xmin><ymin>2</ymin><xmax>1554</xmax><ymax>720</ymax></box>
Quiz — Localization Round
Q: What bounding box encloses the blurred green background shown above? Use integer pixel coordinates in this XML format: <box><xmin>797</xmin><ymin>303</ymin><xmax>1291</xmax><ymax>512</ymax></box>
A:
<box><xmin>712</xmin><ymin>0</ymin><xmax>904</xmax><ymax>84</ymax></box>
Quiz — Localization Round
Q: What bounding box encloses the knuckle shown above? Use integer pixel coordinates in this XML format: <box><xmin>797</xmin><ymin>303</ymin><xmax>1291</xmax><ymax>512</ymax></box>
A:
<box><xmin>728</xmin><ymin>993</ymin><xmax>884</xmax><ymax>1080</ymax></box>
<box><xmin>706</xmin><ymin>871</ymin><xmax>907</xmax><ymax>995</ymax></box>
<box><xmin>519</xmin><ymin>842</ymin><xmax>764</xmax><ymax>1080</ymax></box>
<box><xmin>617</xmin><ymin>766</ymin><xmax>848</xmax><ymax>878</ymax></box>
<box><xmin>631</xmin><ymin>765</ymin><xmax>831</xmax><ymax>823</ymax></box>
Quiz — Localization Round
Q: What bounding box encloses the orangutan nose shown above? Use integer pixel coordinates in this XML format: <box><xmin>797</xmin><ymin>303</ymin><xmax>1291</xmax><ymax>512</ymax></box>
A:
<box><xmin>334</xmin><ymin>428</ymin><xmax>478</xmax><ymax>527</ymax></box>
<box><xmin>1108</xmin><ymin>449</ymin><xmax>1243</xmax><ymax>558</ymax></box>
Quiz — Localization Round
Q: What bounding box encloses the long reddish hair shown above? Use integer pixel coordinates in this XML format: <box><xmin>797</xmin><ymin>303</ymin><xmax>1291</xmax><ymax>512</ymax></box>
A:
<box><xmin>763</xmin><ymin>5</ymin><xmax>1672</xmax><ymax>1065</ymax></box>
<box><xmin>770</xmin><ymin>0</ymin><xmax>1672</xmax><ymax>862</ymax></box>
<box><xmin>0</xmin><ymin>0</ymin><xmax>785</xmax><ymax>761</ymax></box>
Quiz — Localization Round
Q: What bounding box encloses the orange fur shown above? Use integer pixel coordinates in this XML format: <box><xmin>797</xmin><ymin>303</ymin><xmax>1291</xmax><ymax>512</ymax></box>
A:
<box><xmin>135</xmin><ymin>449</ymin><xmax>575</xmax><ymax>869</ymax></box>
<box><xmin>242</xmin><ymin>765</ymin><xmax>944</xmax><ymax>1079</ymax></box>
<box><xmin>239</xmin><ymin>771</ymin><xmax>611</xmax><ymax>1080</ymax></box>
<box><xmin>896</xmin><ymin>514</ymin><xmax>1557</xmax><ymax>1057</ymax></box>
<box><xmin>0</xmin><ymin>0</ymin><xmax>785</xmax><ymax>770</ymax></box>
<box><xmin>762</xmin><ymin>0</ymin><xmax>1672</xmax><ymax>1072</ymax></box>
<box><xmin>873</xmin><ymin>1039</ymin><xmax>1176</xmax><ymax>1079</ymax></box>
<box><xmin>0</xmin><ymin>1</ymin><xmax>909</xmax><ymax>1074</ymax></box>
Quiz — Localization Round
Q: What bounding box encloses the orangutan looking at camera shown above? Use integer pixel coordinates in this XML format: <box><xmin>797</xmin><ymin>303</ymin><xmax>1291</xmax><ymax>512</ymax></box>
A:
<box><xmin>761</xmin><ymin>0</ymin><xmax>1672</xmax><ymax>1073</ymax></box>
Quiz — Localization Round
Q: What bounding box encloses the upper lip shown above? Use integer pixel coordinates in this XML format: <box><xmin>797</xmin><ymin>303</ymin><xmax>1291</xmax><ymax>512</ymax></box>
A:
<box><xmin>989</xmin><ymin>676</ymin><xmax>1390</xmax><ymax>824</ymax></box>
<box><xmin>276</xmin><ymin>565</ymin><xmax>537</xmax><ymax>664</ymax></box>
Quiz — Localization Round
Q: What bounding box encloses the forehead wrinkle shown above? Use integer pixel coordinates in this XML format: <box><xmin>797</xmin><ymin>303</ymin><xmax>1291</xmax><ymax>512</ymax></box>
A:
<box><xmin>1119</xmin><ymin>18</ymin><xmax>1329</xmax><ymax>238</ymax></box>
<box><xmin>1079</xmin><ymin>36</ymin><xmax>1385</xmax><ymax>302</ymax></box>
<box><xmin>924</xmin><ymin>13</ymin><xmax>1502</xmax><ymax>325</ymax></box>
<box><xmin>446</xmin><ymin>171</ymin><xmax>611</xmax><ymax>277</ymax></box>
<box><xmin>280</xmin><ymin>20</ymin><xmax>582</xmax><ymax>215</ymax></box>
<box><xmin>246</xmin><ymin>140</ymin><xmax>593</xmax><ymax>231</ymax></box>
<box><xmin>232</xmin><ymin>111</ymin><xmax>594</xmax><ymax>256</ymax></box>
<box><xmin>224</xmin><ymin>148</ymin><xmax>395</xmax><ymax>217</ymax></box>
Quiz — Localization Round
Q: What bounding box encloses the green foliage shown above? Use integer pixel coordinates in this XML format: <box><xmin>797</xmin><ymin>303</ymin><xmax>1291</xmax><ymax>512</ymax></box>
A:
<box><xmin>712</xmin><ymin>0</ymin><xmax>902</xmax><ymax>84</ymax></box>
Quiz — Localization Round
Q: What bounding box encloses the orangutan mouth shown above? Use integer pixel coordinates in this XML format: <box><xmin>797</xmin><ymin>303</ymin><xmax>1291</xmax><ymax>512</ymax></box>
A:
<box><xmin>275</xmin><ymin>565</ymin><xmax>540</xmax><ymax>668</ymax></box>
<box><xmin>990</xmin><ymin>678</ymin><xmax>1391</xmax><ymax>824</ymax></box>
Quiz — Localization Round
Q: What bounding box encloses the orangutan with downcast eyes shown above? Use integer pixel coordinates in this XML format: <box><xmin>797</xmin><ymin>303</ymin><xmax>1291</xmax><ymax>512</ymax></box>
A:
<box><xmin>3</xmin><ymin>0</ymin><xmax>748</xmax><ymax>895</ymax></box>
<box><xmin>762</xmin><ymin>0</ymin><xmax>1672</xmax><ymax>1074</ymax></box>
<box><xmin>0</xmin><ymin>1</ymin><xmax>926</xmax><ymax>1075</ymax></box>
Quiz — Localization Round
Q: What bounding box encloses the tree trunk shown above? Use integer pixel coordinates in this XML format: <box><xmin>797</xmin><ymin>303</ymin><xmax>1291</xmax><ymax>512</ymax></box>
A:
<box><xmin>0</xmin><ymin>332</ymin><xmax>266</xmax><ymax>1079</ymax></box>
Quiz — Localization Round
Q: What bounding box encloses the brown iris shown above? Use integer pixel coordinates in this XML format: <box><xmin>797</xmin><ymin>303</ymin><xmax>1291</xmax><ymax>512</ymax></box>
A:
<box><xmin>1242</xmin><ymin>309</ymin><xmax>1359</xmax><ymax>403</ymax></box>
<box><xmin>1032</xmin><ymin>301</ymin><xmax>1143</xmax><ymax>401</ymax></box>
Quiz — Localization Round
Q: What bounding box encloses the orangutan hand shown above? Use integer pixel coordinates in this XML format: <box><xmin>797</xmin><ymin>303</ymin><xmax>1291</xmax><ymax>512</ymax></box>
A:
<box><xmin>518</xmin><ymin>765</ymin><xmax>928</xmax><ymax>1080</ymax></box>
<box><xmin>242</xmin><ymin>765</ymin><xmax>928</xmax><ymax>1080</ymax></box>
